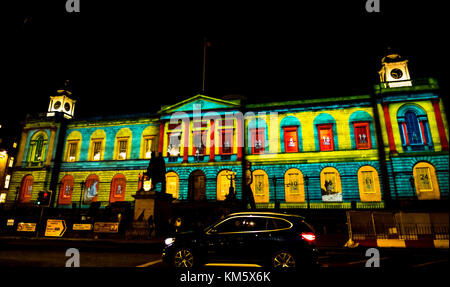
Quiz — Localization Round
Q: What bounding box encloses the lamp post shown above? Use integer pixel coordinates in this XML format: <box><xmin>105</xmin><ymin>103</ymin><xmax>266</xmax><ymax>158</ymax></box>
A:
<box><xmin>272</xmin><ymin>176</ymin><xmax>280</xmax><ymax>210</ymax></box>
<box><xmin>79</xmin><ymin>181</ymin><xmax>85</xmax><ymax>213</ymax></box>
<box><xmin>304</xmin><ymin>175</ymin><xmax>310</xmax><ymax>210</ymax></box>
<box><xmin>55</xmin><ymin>181</ymin><xmax>62</xmax><ymax>208</ymax></box>
<box><xmin>225</xmin><ymin>171</ymin><xmax>236</xmax><ymax>201</ymax></box>
<box><xmin>409</xmin><ymin>176</ymin><xmax>416</xmax><ymax>199</ymax></box>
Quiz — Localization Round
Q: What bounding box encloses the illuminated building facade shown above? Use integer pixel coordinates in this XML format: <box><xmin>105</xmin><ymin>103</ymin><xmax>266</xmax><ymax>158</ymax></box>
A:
<box><xmin>4</xmin><ymin>54</ymin><xmax>449</xmax><ymax>211</ymax></box>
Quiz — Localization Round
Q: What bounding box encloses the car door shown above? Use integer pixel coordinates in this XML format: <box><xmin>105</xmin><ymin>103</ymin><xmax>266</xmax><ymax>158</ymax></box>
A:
<box><xmin>204</xmin><ymin>217</ymin><xmax>246</xmax><ymax>263</ymax></box>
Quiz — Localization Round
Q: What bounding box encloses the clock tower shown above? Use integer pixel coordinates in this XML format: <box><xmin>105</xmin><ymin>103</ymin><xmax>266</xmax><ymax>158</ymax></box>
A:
<box><xmin>47</xmin><ymin>80</ymin><xmax>76</xmax><ymax>119</ymax></box>
<box><xmin>378</xmin><ymin>53</ymin><xmax>412</xmax><ymax>88</ymax></box>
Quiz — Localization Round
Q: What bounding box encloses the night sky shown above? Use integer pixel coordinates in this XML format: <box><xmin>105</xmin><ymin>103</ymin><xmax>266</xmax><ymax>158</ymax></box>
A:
<box><xmin>1</xmin><ymin>1</ymin><xmax>447</xmax><ymax>142</ymax></box>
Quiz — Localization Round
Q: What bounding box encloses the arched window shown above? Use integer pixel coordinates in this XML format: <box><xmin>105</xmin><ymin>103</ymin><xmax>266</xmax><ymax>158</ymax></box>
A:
<box><xmin>166</xmin><ymin>171</ymin><xmax>179</xmax><ymax>199</ymax></box>
<box><xmin>284</xmin><ymin>168</ymin><xmax>305</xmax><ymax>202</ymax></box>
<box><xmin>357</xmin><ymin>166</ymin><xmax>381</xmax><ymax>202</ymax></box>
<box><xmin>19</xmin><ymin>175</ymin><xmax>34</xmax><ymax>203</ymax></box>
<box><xmin>89</xmin><ymin>129</ymin><xmax>106</xmax><ymax>161</ymax></box>
<box><xmin>84</xmin><ymin>174</ymin><xmax>99</xmax><ymax>204</ymax></box>
<box><xmin>58</xmin><ymin>175</ymin><xmax>74</xmax><ymax>205</ymax></box>
<box><xmin>397</xmin><ymin>105</ymin><xmax>433</xmax><ymax>151</ymax></box>
<box><xmin>320</xmin><ymin>167</ymin><xmax>342</xmax><ymax>202</ymax></box>
<box><xmin>413</xmin><ymin>162</ymin><xmax>440</xmax><ymax>200</ymax></box>
<box><xmin>26</xmin><ymin>131</ymin><xmax>48</xmax><ymax>167</ymax></box>
<box><xmin>110</xmin><ymin>174</ymin><xmax>126</xmax><ymax>203</ymax></box>
<box><xmin>217</xmin><ymin>170</ymin><xmax>236</xmax><ymax>201</ymax></box>
<box><xmin>251</xmin><ymin>169</ymin><xmax>269</xmax><ymax>203</ymax></box>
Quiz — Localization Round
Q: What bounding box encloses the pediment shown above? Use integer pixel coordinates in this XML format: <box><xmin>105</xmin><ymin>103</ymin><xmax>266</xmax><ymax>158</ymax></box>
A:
<box><xmin>159</xmin><ymin>94</ymin><xmax>240</xmax><ymax>114</ymax></box>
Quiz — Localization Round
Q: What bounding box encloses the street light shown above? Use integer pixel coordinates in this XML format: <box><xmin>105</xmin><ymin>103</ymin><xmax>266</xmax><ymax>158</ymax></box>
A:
<box><xmin>304</xmin><ymin>174</ymin><xmax>310</xmax><ymax>210</ymax></box>
<box><xmin>272</xmin><ymin>176</ymin><xmax>280</xmax><ymax>210</ymax></box>
<box><xmin>79</xmin><ymin>181</ymin><xmax>86</xmax><ymax>212</ymax></box>
<box><xmin>225</xmin><ymin>171</ymin><xmax>236</xmax><ymax>201</ymax></box>
<box><xmin>409</xmin><ymin>176</ymin><xmax>417</xmax><ymax>199</ymax></box>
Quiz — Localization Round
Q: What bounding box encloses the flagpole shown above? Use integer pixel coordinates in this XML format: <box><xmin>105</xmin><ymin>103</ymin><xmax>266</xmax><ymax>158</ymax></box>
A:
<box><xmin>202</xmin><ymin>37</ymin><xmax>207</xmax><ymax>94</ymax></box>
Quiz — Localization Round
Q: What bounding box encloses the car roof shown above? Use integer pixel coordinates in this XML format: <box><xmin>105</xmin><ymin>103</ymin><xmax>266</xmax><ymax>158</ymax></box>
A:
<box><xmin>227</xmin><ymin>211</ymin><xmax>305</xmax><ymax>220</ymax></box>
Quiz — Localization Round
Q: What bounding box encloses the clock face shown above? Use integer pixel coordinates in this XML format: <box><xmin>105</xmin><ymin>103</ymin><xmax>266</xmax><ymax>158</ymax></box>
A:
<box><xmin>64</xmin><ymin>102</ymin><xmax>71</xmax><ymax>112</ymax></box>
<box><xmin>390</xmin><ymin>68</ymin><xmax>403</xmax><ymax>79</ymax></box>
<box><xmin>53</xmin><ymin>101</ymin><xmax>61</xmax><ymax>110</ymax></box>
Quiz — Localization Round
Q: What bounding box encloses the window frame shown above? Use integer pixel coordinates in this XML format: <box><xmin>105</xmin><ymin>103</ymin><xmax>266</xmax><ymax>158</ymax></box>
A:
<box><xmin>66</xmin><ymin>141</ymin><xmax>79</xmax><ymax>162</ymax></box>
<box><xmin>58</xmin><ymin>175</ymin><xmax>74</xmax><ymax>205</ymax></box>
<box><xmin>219</xmin><ymin>129</ymin><xmax>234</xmax><ymax>155</ymax></box>
<box><xmin>91</xmin><ymin>139</ymin><xmax>103</xmax><ymax>161</ymax></box>
<box><xmin>251</xmin><ymin>128</ymin><xmax>265</xmax><ymax>155</ymax></box>
<box><xmin>283</xmin><ymin>126</ymin><xmax>299</xmax><ymax>153</ymax></box>
<box><xmin>110</xmin><ymin>174</ymin><xmax>126</xmax><ymax>203</ymax></box>
<box><xmin>353</xmin><ymin>121</ymin><xmax>372</xmax><ymax>150</ymax></box>
<box><xmin>317</xmin><ymin>124</ymin><xmax>334</xmax><ymax>151</ymax></box>
<box><xmin>116</xmin><ymin>137</ymin><xmax>129</xmax><ymax>160</ymax></box>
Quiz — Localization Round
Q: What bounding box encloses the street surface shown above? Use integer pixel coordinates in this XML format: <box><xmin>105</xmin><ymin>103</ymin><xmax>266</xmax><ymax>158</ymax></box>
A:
<box><xmin>0</xmin><ymin>237</ymin><xmax>447</xmax><ymax>269</ymax></box>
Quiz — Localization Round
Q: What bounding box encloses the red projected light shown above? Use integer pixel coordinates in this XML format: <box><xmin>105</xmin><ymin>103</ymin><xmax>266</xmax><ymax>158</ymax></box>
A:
<box><xmin>301</xmin><ymin>232</ymin><xmax>316</xmax><ymax>242</ymax></box>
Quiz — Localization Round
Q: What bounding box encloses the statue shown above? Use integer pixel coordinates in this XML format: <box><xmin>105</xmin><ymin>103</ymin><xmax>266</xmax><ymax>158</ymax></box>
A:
<box><xmin>242</xmin><ymin>160</ymin><xmax>256</xmax><ymax>210</ymax></box>
<box><xmin>143</xmin><ymin>152</ymin><xmax>166</xmax><ymax>193</ymax></box>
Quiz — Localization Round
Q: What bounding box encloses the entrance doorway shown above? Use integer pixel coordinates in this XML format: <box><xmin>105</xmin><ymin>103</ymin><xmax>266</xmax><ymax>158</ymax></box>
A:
<box><xmin>188</xmin><ymin>170</ymin><xmax>206</xmax><ymax>201</ymax></box>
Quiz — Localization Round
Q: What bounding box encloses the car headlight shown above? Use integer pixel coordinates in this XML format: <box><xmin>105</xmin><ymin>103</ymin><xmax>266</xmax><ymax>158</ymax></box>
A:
<box><xmin>164</xmin><ymin>237</ymin><xmax>175</xmax><ymax>246</ymax></box>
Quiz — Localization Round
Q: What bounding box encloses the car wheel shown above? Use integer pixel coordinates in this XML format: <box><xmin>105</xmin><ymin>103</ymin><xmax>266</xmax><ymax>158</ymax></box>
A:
<box><xmin>271</xmin><ymin>250</ymin><xmax>296</xmax><ymax>269</ymax></box>
<box><xmin>173</xmin><ymin>248</ymin><xmax>195</xmax><ymax>267</ymax></box>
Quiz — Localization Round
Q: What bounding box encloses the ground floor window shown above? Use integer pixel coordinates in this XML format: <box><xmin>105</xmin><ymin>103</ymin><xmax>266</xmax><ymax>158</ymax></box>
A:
<box><xmin>320</xmin><ymin>167</ymin><xmax>342</xmax><ymax>202</ymax></box>
<box><xmin>58</xmin><ymin>175</ymin><xmax>74</xmax><ymax>205</ymax></box>
<box><xmin>284</xmin><ymin>168</ymin><xmax>305</xmax><ymax>202</ymax></box>
<box><xmin>84</xmin><ymin>174</ymin><xmax>99</xmax><ymax>204</ymax></box>
<box><xmin>110</xmin><ymin>174</ymin><xmax>126</xmax><ymax>203</ymax></box>
<box><xmin>251</xmin><ymin>169</ymin><xmax>269</xmax><ymax>203</ymax></box>
<box><xmin>217</xmin><ymin>170</ymin><xmax>235</xmax><ymax>201</ymax></box>
<box><xmin>166</xmin><ymin>171</ymin><xmax>179</xmax><ymax>199</ymax></box>
<box><xmin>19</xmin><ymin>175</ymin><xmax>34</xmax><ymax>203</ymax></box>
<box><xmin>357</xmin><ymin>166</ymin><xmax>381</xmax><ymax>202</ymax></box>
<box><xmin>413</xmin><ymin>162</ymin><xmax>440</xmax><ymax>200</ymax></box>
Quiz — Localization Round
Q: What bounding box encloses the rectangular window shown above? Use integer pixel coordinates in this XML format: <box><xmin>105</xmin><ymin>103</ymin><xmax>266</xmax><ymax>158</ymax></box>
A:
<box><xmin>220</xmin><ymin>119</ymin><xmax>234</xmax><ymax>128</ymax></box>
<box><xmin>283</xmin><ymin>127</ymin><xmax>299</xmax><ymax>153</ymax></box>
<box><xmin>254</xmin><ymin>175</ymin><xmax>265</xmax><ymax>195</ymax></box>
<box><xmin>192</xmin><ymin>131</ymin><xmax>206</xmax><ymax>156</ymax></box>
<box><xmin>67</xmin><ymin>142</ymin><xmax>78</xmax><ymax>162</ymax></box>
<box><xmin>220</xmin><ymin>129</ymin><xmax>233</xmax><ymax>155</ymax></box>
<box><xmin>251</xmin><ymin>129</ymin><xmax>265</xmax><ymax>154</ymax></box>
<box><xmin>361</xmin><ymin>171</ymin><xmax>375</xmax><ymax>193</ymax></box>
<box><xmin>167</xmin><ymin>132</ymin><xmax>181</xmax><ymax>157</ymax></box>
<box><xmin>416</xmin><ymin>167</ymin><xmax>432</xmax><ymax>192</ymax></box>
<box><xmin>118</xmin><ymin>139</ymin><xmax>128</xmax><ymax>160</ymax></box>
<box><xmin>144</xmin><ymin>138</ymin><xmax>153</xmax><ymax>159</ymax></box>
<box><xmin>353</xmin><ymin>122</ymin><xmax>371</xmax><ymax>149</ymax></box>
<box><xmin>4</xmin><ymin>174</ymin><xmax>11</xmax><ymax>189</ymax></box>
<box><xmin>8</xmin><ymin>157</ymin><xmax>14</xmax><ymax>168</ymax></box>
<box><xmin>92</xmin><ymin>141</ymin><xmax>102</xmax><ymax>161</ymax></box>
<box><xmin>318</xmin><ymin>124</ymin><xmax>334</xmax><ymax>151</ymax></box>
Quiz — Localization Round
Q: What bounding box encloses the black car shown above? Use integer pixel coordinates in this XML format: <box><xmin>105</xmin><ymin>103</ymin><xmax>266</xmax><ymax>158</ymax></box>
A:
<box><xmin>162</xmin><ymin>212</ymin><xmax>319</xmax><ymax>268</ymax></box>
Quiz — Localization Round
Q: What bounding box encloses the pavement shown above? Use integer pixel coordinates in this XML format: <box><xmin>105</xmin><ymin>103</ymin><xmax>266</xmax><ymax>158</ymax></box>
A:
<box><xmin>0</xmin><ymin>233</ymin><xmax>349</xmax><ymax>249</ymax></box>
